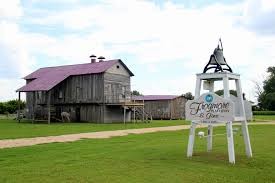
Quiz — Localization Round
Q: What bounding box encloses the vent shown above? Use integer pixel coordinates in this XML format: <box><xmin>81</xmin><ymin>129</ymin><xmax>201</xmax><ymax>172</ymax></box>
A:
<box><xmin>98</xmin><ymin>56</ymin><xmax>105</xmax><ymax>62</ymax></box>
<box><xmin>90</xmin><ymin>54</ymin><xmax>97</xmax><ymax>63</ymax></box>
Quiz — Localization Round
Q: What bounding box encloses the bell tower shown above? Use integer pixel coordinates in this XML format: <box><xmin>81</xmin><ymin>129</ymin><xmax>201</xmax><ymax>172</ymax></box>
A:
<box><xmin>186</xmin><ymin>39</ymin><xmax>252</xmax><ymax>164</ymax></box>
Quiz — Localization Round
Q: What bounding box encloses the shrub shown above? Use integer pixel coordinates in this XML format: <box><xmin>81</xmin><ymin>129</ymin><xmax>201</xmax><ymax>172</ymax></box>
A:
<box><xmin>253</xmin><ymin>111</ymin><xmax>275</xmax><ymax>115</ymax></box>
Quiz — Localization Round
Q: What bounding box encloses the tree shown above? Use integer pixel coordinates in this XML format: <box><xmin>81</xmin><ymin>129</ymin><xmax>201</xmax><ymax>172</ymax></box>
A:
<box><xmin>183</xmin><ymin>92</ymin><xmax>194</xmax><ymax>100</ymax></box>
<box><xmin>131</xmin><ymin>90</ymin><xmax>142</xmax><ymax>96</ymax></box>
<box><xmin>0</xmin><ymin>100</ymin><xmax>25</xmax><ymax>114</ymax></box>
<box><xmin>215</xmin><ymin>90</ymin><xmax>246</xmax><ymax>100</ymax></box>
<box><xmin>215</xmin><ymin>90</ymin><xmax>237</xmax><ymax>97</ymax></box>
<box><xmin>258</xmin><ymin>67</ymin><xmax>275</xmax><ymax>110</ymax></box>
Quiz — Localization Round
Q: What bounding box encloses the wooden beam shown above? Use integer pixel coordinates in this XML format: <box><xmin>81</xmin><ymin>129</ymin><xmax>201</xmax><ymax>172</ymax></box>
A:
<box><xmin>123</xmin><ymin>107</ymin><xmax>126</xmax><ymax>125</ymax></box>
<box><xmin>17</xmin><ymin>92</ymin><xmax>21</xmax><ymax>123</ymax></box>
<box><xmin>142</xmin><ymin>100</ymin><xmax>145</xmax><ymax>122</ymax></box>
<box><xmin>32</xmin><ymin>91</ymin><xmax>35</xmax><ymax>124</ymax></box>
<box><xmin>47</xmin><ymin>90</ymin><xmax>51</xmax><ymax>124</ymax></box>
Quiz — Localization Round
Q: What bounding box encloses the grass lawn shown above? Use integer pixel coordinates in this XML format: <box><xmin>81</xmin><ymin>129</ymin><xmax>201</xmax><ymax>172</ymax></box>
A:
<box><xmin>0</xmin><ymin>125</ymin><xmax>275</xmax><ymax>183</ymax></box>
<box><xmin>0</xmin><ymin>119</ymin><xmax>189</xmax><ymax>140</ymax></box>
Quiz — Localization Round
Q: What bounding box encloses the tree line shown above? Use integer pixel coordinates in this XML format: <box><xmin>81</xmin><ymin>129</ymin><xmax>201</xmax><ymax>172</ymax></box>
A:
<box><xmin>0</xmin><ymin>100</ymin><xmax>26</xmax><ymax>114</ymax></box>
<box><xmin>257</xmin><ymin>67</ymin><xmax>275</xmax><ymax>110</ymax></box>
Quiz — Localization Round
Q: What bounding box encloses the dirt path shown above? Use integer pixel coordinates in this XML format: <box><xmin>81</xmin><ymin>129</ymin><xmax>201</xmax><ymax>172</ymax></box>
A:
<box><xmin>0</xmin><ymin>121</ymin><xmax>275</xmax><ymax>149</ymax></box>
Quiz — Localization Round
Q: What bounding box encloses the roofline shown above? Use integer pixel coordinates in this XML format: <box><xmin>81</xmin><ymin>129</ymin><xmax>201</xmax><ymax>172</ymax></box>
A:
<box><xmin>117</xmin><ymin>59</ymin><xmax>134</xmax><ymax>76</ymax></box>
<box><xmin>23</xmin><ymin>59</ymin><xmax>134</xmax><ymax>80</ymax></box>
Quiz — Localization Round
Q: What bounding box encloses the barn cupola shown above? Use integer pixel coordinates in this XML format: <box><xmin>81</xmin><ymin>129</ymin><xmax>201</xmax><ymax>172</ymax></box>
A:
<box><xmin>98</xmin><ymin>56</ymin><xmax>105</xmax><ymax>62</ymax></box>
<box><xmin>203</xmin><ymin>38</ymin><xmax>233</xmax><ymax>73</ymax></box>
<box><xmin>90</xmin><ymin>54</ymin><xmax>97</xmax><ymax>63</ymax></box>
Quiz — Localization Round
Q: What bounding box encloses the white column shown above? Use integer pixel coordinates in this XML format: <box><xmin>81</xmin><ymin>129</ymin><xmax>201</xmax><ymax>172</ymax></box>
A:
<box><xmin>187</xmin><ymin>122</ymin><xmax>197</xmax><ymax>157</ymax></box>
<box><xmin>235</xmin><ymin>79</ymin><xmax>252</xmax><ymax>157</ymax></box>
<box><xmin>195</xmin><ymin>77</ymin><xmax>202</xmax><ymax>98</ymax></box>
<box><xmin>187</xmin><ymin>77</ymin><xmax>201</xmax><ymax>157</ymax></box>
<box><xmin>226</xmin><ymin>121</ymin><xmax>235</xmax><ymax>164</ymax></box>
<box><xmin>207</xmin><ymin>80</ymin><xmax>214</xmax><ymax>152</ymax></box>
<box><xmin>223</xmin><ymin>76</ymin><xmax>235</xmax><ymax>164</ymax></box>
<box><xmin>207</xmin><ymin>125</ymin><xmax>213</xmax><ymax>152</ymax></box>
<box><xmin>223</xmin><ymin>76</ymin><xmax>230</xmax><ymax>98</ymax></box>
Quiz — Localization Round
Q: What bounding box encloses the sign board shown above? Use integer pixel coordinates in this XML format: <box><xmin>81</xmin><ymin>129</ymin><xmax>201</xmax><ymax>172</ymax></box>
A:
<box><xmin>185</xmin><ymin>92</ymin><xmax>234</xmax><ymax>123</ymax></box>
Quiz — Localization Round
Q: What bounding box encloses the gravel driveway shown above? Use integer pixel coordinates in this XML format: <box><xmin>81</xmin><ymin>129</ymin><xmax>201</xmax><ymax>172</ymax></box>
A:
<box><xmin>0</xmin><ymin>122</ymin><xmax>274</xmax><ymax>149</ymax></box>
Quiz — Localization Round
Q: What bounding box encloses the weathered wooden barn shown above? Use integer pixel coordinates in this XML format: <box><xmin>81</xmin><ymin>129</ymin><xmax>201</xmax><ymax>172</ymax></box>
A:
<box><xmin>17</xmin><ymin>58</ymin><xmax>135</xmax><ymax>123</ymax></box>
<box><xmin>132</xmin><ymin>95</ymin><xmax>187</xmax><ymax>120</ymax></box>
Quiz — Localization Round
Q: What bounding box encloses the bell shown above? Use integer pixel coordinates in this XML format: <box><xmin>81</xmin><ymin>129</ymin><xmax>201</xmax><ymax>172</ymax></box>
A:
<box><xmin>209</xmin><ymin>46</ymin><xmax>226</xmax><ymax>65</ymax></box>
<box><xmin>203</xmin><ymin>39</ymin><xmax>233</xmax><ymax>73</ymax></box>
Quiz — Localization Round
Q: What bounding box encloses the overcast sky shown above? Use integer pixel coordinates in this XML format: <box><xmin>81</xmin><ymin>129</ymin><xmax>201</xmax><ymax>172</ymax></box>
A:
<box><xmin>0</xmin><ymin>0</ymin><xmax>274</xmax><ymax>102</ymax></box>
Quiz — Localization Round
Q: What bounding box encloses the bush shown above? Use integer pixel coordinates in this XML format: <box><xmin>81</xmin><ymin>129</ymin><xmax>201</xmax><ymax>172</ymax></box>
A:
<box><xmin>253</xmin><ymin>111</ymin><xmax>275</xmax><ymax>115</ymax></box>
<box><xmin>0</xmin><ymin>100</ymin><xmax>25</xmax><ymax>114</ymax></box>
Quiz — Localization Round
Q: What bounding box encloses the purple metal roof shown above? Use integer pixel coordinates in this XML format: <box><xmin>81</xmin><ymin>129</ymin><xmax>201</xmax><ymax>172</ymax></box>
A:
<box><xmin>132</xmin><ymin>95</ymin><xmax>179</xmax><ymax>101</ymax></box>
<box><xmin>17</xmin><ymin>59</ymin><xmax>134</xmax><ymax>92</ymax></box>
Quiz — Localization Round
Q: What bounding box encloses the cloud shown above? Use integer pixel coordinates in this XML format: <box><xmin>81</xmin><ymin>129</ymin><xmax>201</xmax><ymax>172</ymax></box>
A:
<box><xmin>0</xmin><ymin>0</ymin><xmax>274</xmax><ymax>102</ymax></box>
<box><xmin>239</xmin><ymin>0</ymin><xmax>275</xmax><ymax>35</ymax></box>
<box><xmin>0</xmin><ymin>0</ymin><xmax>22</xmax><ymax>19</ymax></box>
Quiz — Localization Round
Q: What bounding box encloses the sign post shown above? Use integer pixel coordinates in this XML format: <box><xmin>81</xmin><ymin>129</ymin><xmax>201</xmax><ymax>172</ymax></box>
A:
<box><xmin>186</xmin><ymin>39</ymin><xmax>252</xmax><ymax>164</ymax></box>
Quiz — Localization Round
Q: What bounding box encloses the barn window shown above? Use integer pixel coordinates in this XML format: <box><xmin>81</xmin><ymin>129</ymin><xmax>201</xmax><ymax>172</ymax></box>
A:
<box><xmin>59</xmin><ymin>90</ymin><xmax>63</xmax><ymax>99</ymax></box>
<box><xmin>116</xmin><ymin>65</ymin><xmax>120</xmax><ymax>69</ymax></box>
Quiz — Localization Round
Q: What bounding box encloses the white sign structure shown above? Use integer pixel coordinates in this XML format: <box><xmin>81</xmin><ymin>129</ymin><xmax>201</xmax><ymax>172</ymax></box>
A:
<box><xmin>186</xmin><ymin>92</ymin><xmax>234</xmax><ymax>123</ymax></box>
<box><xmin>186</xmin><ymin>73</ymin><xmax>253</xmax><ymax>164</ymax></box>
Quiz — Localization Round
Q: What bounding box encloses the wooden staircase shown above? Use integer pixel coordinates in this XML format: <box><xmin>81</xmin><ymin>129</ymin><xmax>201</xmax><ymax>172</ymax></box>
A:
<box><xmin>133</xmin><ymin>107</ymin><xmax>152</xmax><ymax>123</ymax></box>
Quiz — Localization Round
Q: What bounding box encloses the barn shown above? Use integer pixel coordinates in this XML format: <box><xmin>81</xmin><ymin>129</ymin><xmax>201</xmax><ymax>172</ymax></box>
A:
<box><xmin>16</xmin><ymin>57</ymin><xmax>136</xmax><ymax>123</ymax></box>
<box><xmin>132</xmin><ymin>95</ymin><xmax>187</xmax><ymax>120</ymax></box>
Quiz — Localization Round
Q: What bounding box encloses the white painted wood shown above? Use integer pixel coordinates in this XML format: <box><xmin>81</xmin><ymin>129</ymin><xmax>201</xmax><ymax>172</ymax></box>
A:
<box><xmin>195</xmin><ymin>77</ymin><xmax>202</xmax><ymax>99</ymax></box>
<box><xmin>207</xmin><ymin>125</ymin><xmax>213</xmax><ymax>152</ymax></box>
<box><xmin>185</xmin><ymin>93</ymin><xmax>234</xmax><ymax>122</ymax></box>
<box><xmin>235</xmin><ymin>79</ymin><xmax>252</xmax><ymax>157</ymax></box>
<box><xmin>197</xmin><ymin>72</ymin><xmax>240</xmax><ymax>80</ymax></box>
<box><xmin>187</xmin><ymin>122</ymin><xmax>196</xmax><ymax>157</ymax></box>
<box><xmin>207</xmin><ymin>81</ymin><xmax>214</xmax><ymax>152</ymax></box>
<box><xmin>223</xmin><ymin>76</ymin><xmax>230</xmax><ymax>98</ymax></box>
<box><xmin>187</xmin><ymin>72</ymin><xmax>252</xmax><ymax>163</ymax></box>
<box><xmin>226</xmin><ymin>121</ymin><xmax>235</xmax><ymax>164</ymax></box>
<box><xmin>187</xmin><ymin>78</ymin><xmax>201</xmax><ymax>158</ymax></box>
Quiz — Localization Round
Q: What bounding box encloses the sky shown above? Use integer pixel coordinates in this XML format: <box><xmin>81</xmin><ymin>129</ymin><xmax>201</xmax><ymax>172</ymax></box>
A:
<box><xmin>0</xmin><ymin>0</ymin><xmax>274</xmax><ymax>102</ymax></box>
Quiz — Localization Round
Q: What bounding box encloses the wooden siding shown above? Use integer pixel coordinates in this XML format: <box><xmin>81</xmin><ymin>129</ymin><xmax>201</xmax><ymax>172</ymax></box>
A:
<box><xmin>104</xmin><ymin>73</ymin><xmax>131</xmax><ymax>104</ymax></box>
<box><xmin>170</xmin><ymin>97</ymin><xmax>187</xmax><ymax>119</ymax></box>
<box><xmin>53</xmin><ymin>74</ymin><xmax>105</xmax><ymax>104</ymax></box>
<box><xmin>143</xmin><ymin>96</ymin><xmax>187</xmax><ymax>119</ymax></box>
<box><xmin>144</xmin><ymin>100</ymin><xmax>171</xmax><ymax>119</ymax></box>
<box><xmin>25</xmin><ymin>66</ymin><xmax>133</xmax><ymax>123</ymax></box>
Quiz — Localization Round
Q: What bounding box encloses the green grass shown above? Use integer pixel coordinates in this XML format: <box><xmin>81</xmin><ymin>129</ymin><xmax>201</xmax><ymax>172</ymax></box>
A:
<box><xmin>0</xmin><ymin>119</ymin><xmax>189</xmax><ymax>140</ymax></box>
<box><xmin>0</xmin><ymin>125</ymin><xmax>275</xmax><ymax>183</ymax></box>
<box><xmin>253</xmin><ymin>115</ymin><xmax>275</xmax><ymax>121</ymax></box>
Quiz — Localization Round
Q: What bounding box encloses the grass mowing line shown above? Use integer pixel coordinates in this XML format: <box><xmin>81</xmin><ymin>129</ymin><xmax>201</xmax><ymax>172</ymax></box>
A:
<box><xmin>0</xmin><ymin>125</ymin><xmax>275</xmax><ymax>183</ymax></box>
